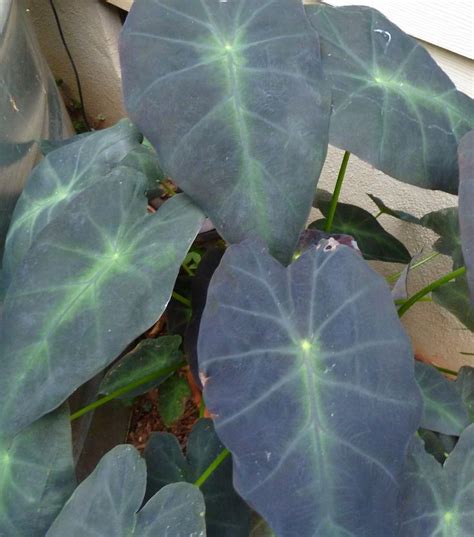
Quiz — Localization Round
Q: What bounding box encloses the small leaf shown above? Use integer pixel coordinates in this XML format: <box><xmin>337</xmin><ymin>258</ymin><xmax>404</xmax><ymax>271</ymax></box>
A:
<box><xmin>400</xmin><ymin>425</ymin><xmax>474</xmax><ymax>536</ymax></box>
<box><xmin>99</xmin><ymin>336</ymin><xmax>184</xmax><ymax>399</ymax></box>
<box><xmin>415</xmin><ymin>361</ymin><xmax>470</xmax><ymax>436</ymax></box>
<box><xmin>312</xmin><ymin>194</ymin><xmax>411</xmax><ymax>263</ymax></box>
<box><xmin>367</xmin><ymin>194</ymin><xmax>420</xmax><ymax>224</ymax></box>
<box><xmin>0</xmin><ymin>406</ymin><xmax>75</xmax><ymax>536</ymax></box>
<box><xmin>2</xmin><ymin>120</ymin><xmax>142</xmax><ymax>285</ymax></box>
<box><xmin>46</xmin><ymin>445</ymin><xmax>206</xmax><ymax>536</ymax></box>
<box><xmin>158</xmin><ymin>375</ymin><xmax>191</xmax><ymax>427</ymax></box>
<box><xmin>121</xmin><ymin>0</ymin><xmax>331</xmax><ymax>263</ymax></box>
<box><xmin>433</xmin><ymin>275</ymin><xmax>474</xmax><ymax>331</ymax></box>
<box><xmin>198</xmin><ymin>240</ymin><xmax>422</xmax><ymax>536</ymax></box>
<box><xmin>418</xmin><ymin>428</ymin><xmax>457</xmax><ymax>464</ymax></box>
<box><xmin>458</xmin><ymin>130</ymin><xmax>474</xmax><ymax>301</ymax></box>
<box><xmin>306</xmin><ymin>4</ymin><xmax>474</xmax><ymax>193</ymax></box>
<box><xmin>0</xmin><ymin>170</ymin><xmax>204</xmax><ymax>435</ymax></box>
<box><xmin>120</xmin><ymin>143</ymin><xmax>165</xmax><ymax>195</ymax></box>
<box><xmin>144</xmin><ymin>419</ymin><xmax>250</xmax><ymax>537</ymax></box>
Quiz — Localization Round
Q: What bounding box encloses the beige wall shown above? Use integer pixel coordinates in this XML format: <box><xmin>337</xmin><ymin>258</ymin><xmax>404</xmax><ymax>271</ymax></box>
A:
<box><xmin>30</xmin><ymin>0</ymin><xmax>474</xmax><ymax>369</ymax></box>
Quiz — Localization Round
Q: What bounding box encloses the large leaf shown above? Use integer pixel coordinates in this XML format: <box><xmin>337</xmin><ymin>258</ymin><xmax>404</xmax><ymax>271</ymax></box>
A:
<box><xmin>198</xmin><ymin>240</ymin><xmax>422</xmax><ymax>536</ymax></box>
<box><xmin>400</xmin><ymin>424</ymin><xmax>474</xmax><ymax>536</ymax></box>
<box><xmin>99</xmin><ymin>335</ymin><xmax>185</xmax><ymax>399</ymax></box>
<box><xmin>433</xmin><ymin>275</ymin><xmax>474</xmax><ymax>331</ymax></box>
<box><xmin>144</xmin><ymin>418</ymin><xmax>250</xmax><ymax>537</ymax></box>
<box><xmin>459</xmin><ymin>131</ymin><xmax>474</xmax><ymax>301</ymax></box>
<box><xmin>305</xmin><ymin>4</ymin><xmax>474</xmax><ymax>193</ymax></box>
<box><xmin>312</xmin><ymin>193</ymin><xmax>411</xmax><ymax>263</ymax></box>
<box><xmin>0</xmin><ymin>406</ymin><xmax>75</xmax><ymax>536</ymax></box>
<box><xmin>2</xmin><ymin>120</ymin><xmax>142</xmax><ymax>286</ymax></box>
<box><xmin>47</xmin><ymin>445</ymin><xmax>206</xmax><ymax>536</ymax></box>
<box><xmin>0</xmin><ymin>170</ymin><xmax>204</xmax><ymax>435</ymax></box>
<box><xmin>414</xmin><ymin>361</ymin><xmax>470</xmax><ymax>436</ymax></box>
<box><xmin>121</xmin><ymin>0</ymin><xmax>331</xmax><ymax>263</ymax></box>
<box><xmin>456</xmin><ymin>366</ymin><xmax>474</xmax><ymax>422</ymax></box>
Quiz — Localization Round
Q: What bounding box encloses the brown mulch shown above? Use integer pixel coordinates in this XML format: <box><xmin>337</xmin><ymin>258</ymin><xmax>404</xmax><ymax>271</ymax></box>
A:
<box><xmin>127</xmin><ymin>388</ymin><xmax>199</xmax><ymax>453</ymax></box>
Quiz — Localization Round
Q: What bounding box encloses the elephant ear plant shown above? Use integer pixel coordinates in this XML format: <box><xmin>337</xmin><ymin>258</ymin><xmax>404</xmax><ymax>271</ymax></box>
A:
<box><xmin>1</xmin><ymin>1</ymin><xmax>473</xmax><ymax>536</ymax></box>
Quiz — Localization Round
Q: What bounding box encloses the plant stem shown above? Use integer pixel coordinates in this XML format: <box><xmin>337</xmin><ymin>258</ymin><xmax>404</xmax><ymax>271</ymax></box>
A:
<box><xmin>199</xmin><ymin>398</ymin><xmax>206</xmax><ymax>418</ymax></box>
<box><xmin>172</xmin><ymin>291</ymin><xmax>191</xmax><ymax>308</ymax></box>
<box><xmin>460</xmin><ymin>351</ymin><xmax>474</xmax><ymax>356</ymax></box>
<box><xmin>70</xmin><ymin>361</ymin><xmax>186</xmax><ymax>421</ymax></box>
<box><xmin>194</xmin><ymin>448</ymin><xmax>231</xmax><ymax>488</ymax></box>
<box><xmin>325</xmin><ymin>151</ymin><xmax>350</xmax><ymax>232</ymax></box>
<box><xmin>386</xmin><ymin>252</ymin><xmax>440</xmax><ymax>284</ymax></box>
<box><xmin>394</xmin><ymin>297</ymin><xmax>432</xmax><ymax>306</ymax></box>
<box><xmin>398</xmin><ymin>266</ymin><xmax>466</xmax><ymax>318</ymax></box>
<box><xmin>435</xmin><ymin>365</ymin><xmax>458</xmax><ymax>377</ymax></box>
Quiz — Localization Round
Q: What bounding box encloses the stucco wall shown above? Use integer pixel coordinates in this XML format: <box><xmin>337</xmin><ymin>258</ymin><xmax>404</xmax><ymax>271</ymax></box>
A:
<box><xmin>27</xmin><ymin>0</ymin><xmax>474</xmax><ymax>369</ymax></box>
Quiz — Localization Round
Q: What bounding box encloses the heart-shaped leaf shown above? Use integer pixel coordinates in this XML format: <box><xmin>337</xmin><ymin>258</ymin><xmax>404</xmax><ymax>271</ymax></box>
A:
<box><xmin>46</xmin><ymin>445</ymin><xmax>206</xmax><ymax>536</ymax></box>
<box><xmin>459</xmin><ymin>131</ymin><xmax>474</xmax><ymax>302</ymax></box>
<box><xmin>144</xmin><ymin>419</ymin><xmax>250</xmax><ymax>537</ymax></box>
<box><xmin>415</xmin><ymin>361</ymin><xmax>470</xmax><ymax>436</ymax></box>
<box><xmin>99</xmin><ymin>336</ymin><xmax>185</xmax><ymax>399</ymax></box>
<box><xmin>2</xmin><ymin>120</ymin><xmax>142</xmax><ymax>286</ymax></box>
<box><xmin>400</xmin><ymin>424</ymin><xmax>474</xmax><ymax>536</ymax></box>
<box><xmin>0</xmin><ymin>406</ymin><xmax>75</xmax><ymax>536</ymax></box>
<box><xmin>312</xmin><ymin>193</ymin><xmax>411</xmax><ymax>263</ymax></box>
<box><xmin>0</xmin><ymin>170</ymin><xmax>204</xmax><ymax>435</ymax></box>
<box><xmin>121</xmin><ymin>0</ymin><xmax>331</xmax><ymax>263</ymax></box>
<box><xmin>198</xmin><ymin>240</ymin><xmax>422</xmax><ymax>536</ymax></box>
<box><xmin>305</xmin><ymin>4</ymin><xmax>474</xmax><ymax>193</ymax></box>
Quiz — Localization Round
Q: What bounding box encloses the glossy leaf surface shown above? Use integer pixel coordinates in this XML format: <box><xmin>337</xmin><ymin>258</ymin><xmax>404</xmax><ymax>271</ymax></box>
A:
<box><xmin>415</xmin><ymin>361</ymin><xmax>469</xmax><ymax>436</ymax></box>
<box><xmin>459</xmin><ymin>131</ymin><xmax>474</xmax><ymax>301</ymax></box>
<box><xmin>2</xmin><ymin>120</ymin><xmax>142</xmax><ymax>285</ymax></box>
<box><xmin>198</xmin><ymin>240</ymin><xmax>422</xmax><ymax>536</ymax></box>
<box><xmin>145</xmin><ymin>419</ymin><xmax>250</xmax><ymax>537</ymax></box>
<box><xmin>400</xmin><ymin>425</ymin><xmax>474</xmax><ymax>536</ymax></box>
<box><xmin>306</xmin><ymin>4</ymin><xmax>474</xmax><ymax>192</ymax></box>
<box><xmin>121</xmin><ymin>0</ymin><xmax>331</xmax><ymax>263</ymax></box>
<box><xmin>312</xmin><ymin>194</ymin><xmax>411</xmax><ymax>263</ymax></box>
<box><xmin>0</xmin><ymin>172</ymin><xmax>204</xmax><ymax>435</ymax></box>
<box><xmin>0</xmin><ymin>406</ymin><xmax>75</xmax><ymax>536</ymax></box>
<box><xmin>99</xmin><ymin>336</ymin><xmax>184</xmax><ymax>399</ymax></box>
<box><xmin>47</xmin><ymin>445</ymin><xmax>206</xmax><ymax>536</ymax></box>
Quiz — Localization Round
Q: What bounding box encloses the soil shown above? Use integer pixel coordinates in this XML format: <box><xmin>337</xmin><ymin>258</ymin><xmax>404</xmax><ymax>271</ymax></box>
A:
<box><xmin>127</xmin><ymin>390</ymin><xmax>199</xmax><ymax>452</ymax></box>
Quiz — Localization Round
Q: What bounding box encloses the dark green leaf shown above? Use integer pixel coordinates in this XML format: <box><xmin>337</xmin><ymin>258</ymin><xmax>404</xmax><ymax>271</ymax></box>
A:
<box><xmin>158</xmin><ymin>375</ymin><xmax>191</xmax><ymax>427</ymax></box>
<box><xmin>415</xmin><ymin>361</ymin><xmax>470</xmax><ymax>436</ymax></box>
<box><xmin>400</xmin><ymin>425</ymin><xmax>474</xmax><ymax>536</ymax></box>
<box><xmin>433</xmin><ymin>275</ymin><xmax>474</xmax><ymax>331</ymax></box>
<box><xmin>418</xmin><ymin>429</ymin><xmax>457</xmax><ymax>464</ymax></box>
<box><xmin>144</xmin><ymin>419</ymin><xmax>250</xmax><ymax>537</ymax></box>
<box><xmin>418</xmin><ymin>207</ymin><xmax>462</xmax><ymax>267</ymax></box>
<box><xmin>46</xmin><ymin>445</ymin><xmax>206</xmax><ymax>536</ymax></box>
<box><xmin>121</xmin><ymin>0</ymin><xmax>331</xmax><ymax>263</ymax></box>
<box><xmin>198</xmin><ymin>240</ymin><xmax>422</xmax><ymax>536</ymax></box>
<box><xmin>0</xmin><ymin>406</ymin><xmax>75</xmax><ymax>536</ymax></box>
<box><xmin>312</xmin><ymin>195</ymin><xmax>411</xmax><ymax>263</ymax></box>
<box><xmin>2</xmin><ymin>120</ymin><xmax>142</xmax><ymax>285</ymax></box>
<box><xmin>120</xmin><ymin>143</ymin><xmax>165</xmax><ymax>197</ymax></box>
<box><xmin>459</xmin><ymin>131</ymin><xmax>474</xmax><ymax>301</ymax></box>
<box><xmin>99</xmin><ymin>336</ymin><xmax>184</xmax><ymax>399</ymax></box>
<box><xmin>456</xmin><ymin>366</ymin><xmax>474</xmax><ymax>422</ymax></box>
<box><xmin>305</xmin><ymin>4</ymin><xmax>474</xmax><ymax>193</ymax></box>
<box><xmin>0</xmin><ymin>171</ymin><xmax>204</xmax><ymax>435</ymax></box>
